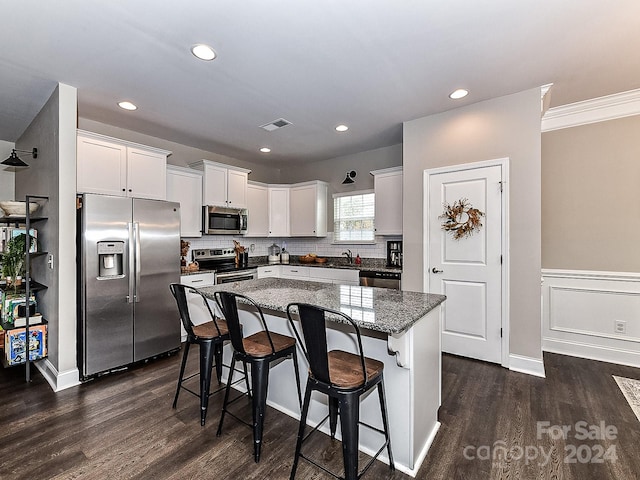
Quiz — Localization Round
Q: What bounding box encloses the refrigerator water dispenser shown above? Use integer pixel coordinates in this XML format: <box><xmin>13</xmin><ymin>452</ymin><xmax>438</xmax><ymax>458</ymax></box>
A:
<box><xmin>97</xmin><ymin>241</ymin><xmax>124</xmax><ymax>278</ymax></box>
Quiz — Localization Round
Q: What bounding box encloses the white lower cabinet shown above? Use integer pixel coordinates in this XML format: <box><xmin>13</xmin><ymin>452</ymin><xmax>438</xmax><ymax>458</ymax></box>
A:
<box><xmin>259</xmin><ymin>265</ymin><xmax>359</xmax><ymax>285</ymax></box>
<box><xmin>280</xmin><ymin>265</ymin><xmax>310</xmax><ymax>279</ymax></box>
<box><xmin>258</xmin><ymin>265</ymin><xmax>281</xmax><ymax>278</ymax></box>
<box><xmin>311</xmin><ymin>267</ymin><xmax>359</xmax><ymax>285</ymax></box>
<box><xmin>179</xmin><ymin>273</ymin><xmax>216</xmax><ymax>340</ymax></box>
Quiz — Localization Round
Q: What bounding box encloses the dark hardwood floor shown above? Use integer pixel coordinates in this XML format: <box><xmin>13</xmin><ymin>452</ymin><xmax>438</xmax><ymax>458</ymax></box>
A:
<box><xmin>1</xmin><ymin>351</ymin><xmax>639</xmax><ymax>479</ymax></box>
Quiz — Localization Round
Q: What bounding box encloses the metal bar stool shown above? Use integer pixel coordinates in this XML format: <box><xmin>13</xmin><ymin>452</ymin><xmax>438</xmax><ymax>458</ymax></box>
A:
<box><xmin>214</xmin><ymin>290</ymin><xmax>303</xmax><ymax>463</ymax></box>
<box><xmin>170</xmin><ymin>283</ymin><xmax>238</xmax><ymax>426</ymax></box>
<box><xmin>286</xmin><ymin>303</ymin><xmax>394</xmax><ymax>480</ymax></box>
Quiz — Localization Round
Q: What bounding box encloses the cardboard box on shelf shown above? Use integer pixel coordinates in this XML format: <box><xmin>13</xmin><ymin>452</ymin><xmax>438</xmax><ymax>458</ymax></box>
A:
<box><xmin>4</xmin><ymin>324</ymin><xmax>47</xmax><ymax>366</ymax></box>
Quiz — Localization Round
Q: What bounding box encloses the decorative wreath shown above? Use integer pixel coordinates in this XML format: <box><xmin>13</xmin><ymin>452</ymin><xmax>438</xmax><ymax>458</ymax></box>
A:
<box><xmin>439</xmin><ymin>198</ymin><xmax>485</xmax><ymax>240</ymax></box>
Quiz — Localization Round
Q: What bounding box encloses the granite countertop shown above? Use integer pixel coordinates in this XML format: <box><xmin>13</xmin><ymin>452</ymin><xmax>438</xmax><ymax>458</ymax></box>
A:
<box><xmin>182</xmin><ymin>256</ymin><xmax>402</xmax><ymax>276</ymax></box>
<box><xmin>199</xmin><ymin>278</ymin><xmax>445</xmax><ymax>335</ymax></box>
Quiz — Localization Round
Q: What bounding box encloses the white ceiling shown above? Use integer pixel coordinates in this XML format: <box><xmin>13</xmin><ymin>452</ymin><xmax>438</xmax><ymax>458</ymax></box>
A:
<box><xmin>1</xmin><ymin>1</ymin><xmax>639</xmax><ymax>164</ymax></box>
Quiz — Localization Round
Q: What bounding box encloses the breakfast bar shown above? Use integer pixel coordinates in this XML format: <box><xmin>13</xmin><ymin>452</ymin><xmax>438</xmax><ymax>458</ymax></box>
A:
<box><xmin>200</xmin><ymin>278</ymin><xmax>445</xmax><ymax>476</ymax></box>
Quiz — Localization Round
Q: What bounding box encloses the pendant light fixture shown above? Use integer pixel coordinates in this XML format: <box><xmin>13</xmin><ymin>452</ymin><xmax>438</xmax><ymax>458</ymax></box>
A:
<box><xmin>2</xmin><ymin>148</ymin><xmax>37</xmax><ymax>167</ymax></box>
<box><xmin>342</xmin><ymin>170</ymin><xmax>357</xmax><ymax>184</ymax></box>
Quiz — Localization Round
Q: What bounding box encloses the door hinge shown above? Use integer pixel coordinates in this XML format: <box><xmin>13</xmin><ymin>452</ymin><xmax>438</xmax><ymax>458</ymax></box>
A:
<box><xmin>500</xmin><ymin>328</ymin><xmax>503</xmax><ymax>338</ymax></box>
<box><xmin>499</xmin><ymin>181</ymin><xmax>504</xmax><ymax>193</ymax></box>
<box><xmin>500</xmin><ymin>254</ymin><xmax>503</xmax><ymax>265</ymax></box>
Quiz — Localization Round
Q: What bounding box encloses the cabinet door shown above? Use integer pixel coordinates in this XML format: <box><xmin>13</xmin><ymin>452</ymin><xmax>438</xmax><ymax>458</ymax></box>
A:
<box><xmin>77</xmin><ymin>135</ymin><xmax>127</xmax><ymax>196</ymax></box>
<box><xmin>374</xmin><ymin>171</ymin><xmax>403</xmax><ymax>235</ymax></box>
<box><xmin>202</xmin><ymin>163</ymin><xmax>228</xmax><ymax>206</ymax></box>
<box><xmin>246</xmin><ymin>183</ymin><xmax>269</xmax><ymax>236</ymax></box>
<box><xmin>268</xmin><ymin>187</ymin><xmax>290</xmax><ymax>237</ymax></box>
<box><xmin>127</xmin><ymin>147</ymin><xmax>167</xmax><ymax>200</ymax></box>
<box><xmin>227</xmin><ymin>169</ymin><xmax>248</xmax><ymax>208</ymax></box>
<box><xmin>167</xmin><ymin>168</ymin><xmax>203</xmax><ymax>237</ymax></box>
<box><xmin>290</xmin><ymin>184</ymin><xmax>315</xmax><ymax>236</ymax></box>
<box><xmin>290</xmin><ymin>182</ymin><xmax>327</xmax><ymax>237</ymax></box>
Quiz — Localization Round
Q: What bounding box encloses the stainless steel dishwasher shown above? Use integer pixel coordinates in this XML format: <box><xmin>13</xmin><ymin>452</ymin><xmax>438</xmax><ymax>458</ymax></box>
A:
<box><xmin>358</xmin><ymin>270</ymin><xmax>401</xmax><ymax>289</ymax></box>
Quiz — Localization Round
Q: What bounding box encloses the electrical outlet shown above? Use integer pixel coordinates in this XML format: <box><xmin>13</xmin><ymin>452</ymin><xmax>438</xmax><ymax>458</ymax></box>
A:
<box><xmin>47</xmin><ymin>253</ymin><xmax>54</xmax><ymax>270</ymax></box>
<box><xmin>614</xmin><ymin>320</ymin><xmax>627</xmax><ymax>334</ymax></box>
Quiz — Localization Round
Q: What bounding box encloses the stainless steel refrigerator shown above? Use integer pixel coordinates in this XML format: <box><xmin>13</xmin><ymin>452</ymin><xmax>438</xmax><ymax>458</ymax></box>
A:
<box><xmin>78</xmin><ymin>193</ymin><xmax>181</xmax><ymax>378</ymax></box>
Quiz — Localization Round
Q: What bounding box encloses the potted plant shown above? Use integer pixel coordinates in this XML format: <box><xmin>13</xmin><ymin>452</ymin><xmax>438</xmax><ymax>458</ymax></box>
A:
<box><xmin>1</xmin><ymin>233</ymin><xmax>27</xmax><ymax>291</ymax></box>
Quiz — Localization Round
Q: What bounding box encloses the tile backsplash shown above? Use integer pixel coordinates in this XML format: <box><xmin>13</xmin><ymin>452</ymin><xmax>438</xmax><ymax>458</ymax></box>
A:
<box><xmin>182</xmin><ymin>233</ymin><xmax>401</xmax><ymax>262</ymax></box>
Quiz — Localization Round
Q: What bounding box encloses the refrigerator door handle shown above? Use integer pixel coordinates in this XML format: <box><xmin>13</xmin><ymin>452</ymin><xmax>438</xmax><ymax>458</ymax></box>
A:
<box><xmin>134</xmin><ymin>222</ymin><xmax>141</xmax><ymax>303</ymax></box>
<box><xmin>127</xmin><ymin>222</ymin><xmax>135</xmax><ymax>304</ymax></box>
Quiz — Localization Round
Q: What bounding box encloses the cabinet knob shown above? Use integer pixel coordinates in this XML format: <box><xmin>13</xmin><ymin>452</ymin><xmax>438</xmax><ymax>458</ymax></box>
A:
<box><xmin>128</xmin><ymin>189</ymin><xmax>132</xmax><ymax>192</ymax></box>
<box><xmin>122</xmin><ymin>188</ymin><xmax>126</xmax><ymax>192</ymax></box>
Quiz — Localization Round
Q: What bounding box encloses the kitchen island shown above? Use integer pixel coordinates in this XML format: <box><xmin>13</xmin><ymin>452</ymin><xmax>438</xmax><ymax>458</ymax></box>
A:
<box><xmin>199</xmin><ymin>278</ymin><xmax>445</xmax><ymax>476</ymax></box>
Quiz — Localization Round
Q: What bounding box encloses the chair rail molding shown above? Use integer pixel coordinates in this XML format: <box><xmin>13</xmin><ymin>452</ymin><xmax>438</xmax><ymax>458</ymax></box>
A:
<box><xmin>542</xmin><ymin>268</ymin><xmax>640</xmax><ymax>368</ymax></box>
<box><xmin>541</xmin><ymin>88</ymin><xmax>640</xmax><ymax>132</ymax></box>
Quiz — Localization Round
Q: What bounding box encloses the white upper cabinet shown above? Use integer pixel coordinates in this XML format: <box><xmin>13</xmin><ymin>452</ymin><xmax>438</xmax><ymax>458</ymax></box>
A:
<box><xmin>268</xmin><ymin>186</ymin><xmax>290</xmax><ymax>237</ymax></box>
<box><xmin>166</xmin><ymin>165</ymin><xmax>203</xmax><ymax>237</ymax></box>
<box><xmin>289</xmin><ymin>181</ymin><xmax>328</xmax><ymax>237</ymax></box>
<box><xmin>77</xmin><ymin>130</ymin><xmax>170</xmax><ymax>200</ymax></box>
<box><xmin>245</xmin><ymin>182</ymin><xmax>269</xmax><ymax>237</ymax></box>
<box><xmin>189</xmin><ymin>160</ymin><xmax>250</xmax><ymax>208</ymax></box>
<box><xmin>371</xmin><ymin>166</ymin><xmax>403</xmax><ymax>235</ymax></box>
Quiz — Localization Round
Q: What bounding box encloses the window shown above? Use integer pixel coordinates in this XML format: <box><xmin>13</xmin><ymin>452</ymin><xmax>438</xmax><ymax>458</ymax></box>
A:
<box><xmin>333</xmin><ymin>190</ymin><xmax>375</xmax><ymax>243</ymax></box>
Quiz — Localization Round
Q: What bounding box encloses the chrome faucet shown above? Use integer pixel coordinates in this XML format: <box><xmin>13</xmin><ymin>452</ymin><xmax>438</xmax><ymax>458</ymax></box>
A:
<box><xmin>342</xmin><ymin>249</ymin><xmax>353</xmax><ymax>264</ymax></box>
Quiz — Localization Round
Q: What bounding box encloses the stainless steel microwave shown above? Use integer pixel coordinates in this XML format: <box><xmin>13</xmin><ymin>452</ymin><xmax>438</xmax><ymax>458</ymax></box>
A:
<box><xmin>203</xmin><ymin>206</ymin><xmax>248</xmax><ymax>235</ymax></box>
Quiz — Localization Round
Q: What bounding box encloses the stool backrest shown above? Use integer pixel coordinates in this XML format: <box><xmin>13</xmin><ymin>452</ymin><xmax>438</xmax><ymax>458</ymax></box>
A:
<box><xmin>169</xmin><ymin>283</ymin><xmax>224</xmax><ymax>338</ymax></box>
<box><xmin>286</xmin><ymin>303</ymin><xmax>368</xmax><ymax>387</ymax></box>
<box><xmin>214</xmin><ymin>291</ymin><xmax>278</xmax><ymax>355</ymax></box>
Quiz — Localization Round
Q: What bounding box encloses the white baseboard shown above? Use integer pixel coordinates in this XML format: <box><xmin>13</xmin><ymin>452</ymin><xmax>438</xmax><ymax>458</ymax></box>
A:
<box><xmin>402</xmin><ymin>421</ymin><xmax>441</xmax><ymax>477</ymax></box>
<box><xmin>543</xmin><ymin>337</ymin><xmax>640</xmax><ymax>369</ymax></box>
<box><xmin>508</xmin><ymin>354</ymin><xmax>546</xmax><ymax>378</ymax></box>
<box><xmin>36</xmin><ymin>359</ymin><xmax>81</xmax><ymax>392</ymax></box>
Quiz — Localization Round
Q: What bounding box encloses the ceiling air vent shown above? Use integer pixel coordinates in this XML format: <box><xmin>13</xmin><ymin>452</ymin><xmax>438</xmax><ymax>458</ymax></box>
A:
<box><xmin>260</xmin><ymin>118</ymin><xmax>292</xmax><ymax>132</ymax></box>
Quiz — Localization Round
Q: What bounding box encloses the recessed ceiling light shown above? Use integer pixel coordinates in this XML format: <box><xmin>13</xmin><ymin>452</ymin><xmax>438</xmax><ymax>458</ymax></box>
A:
<box><xmin>191</xmin><ymin>44</ymin><xmax>217</xmax><ymax>61</ymax></box>
<box><xmin>260</xmin><ymin>147</ymin><xmax>271</xmax><ymax>153</ymax></box>
<box><xmin>335</xmin><ymin>124</ymin><xmax>349</xmax><ymax>132</ymax></box>
<box><xmin>449</xmin><ymin>89</ymin><xmax>469</xmax><ymax>100</ymax></box>
<box><xmin>118</xmin><ymin>101</ymin><xmax>137</xmax><ymax>111</ymax></box>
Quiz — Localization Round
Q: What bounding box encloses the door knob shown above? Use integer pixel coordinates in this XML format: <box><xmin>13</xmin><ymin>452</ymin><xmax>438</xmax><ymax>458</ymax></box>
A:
<box><xmin>431</xmin><ymin>267</ymin><xmax>443</xmax><ymax>274</ymax></box>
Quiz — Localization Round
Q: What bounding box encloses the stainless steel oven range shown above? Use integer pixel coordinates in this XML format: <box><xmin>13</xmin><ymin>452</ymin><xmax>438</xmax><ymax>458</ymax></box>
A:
<box><xmin>192</xmin><ymin>248</ymin><xmax>257</xmax><ymax>284</ymax></box>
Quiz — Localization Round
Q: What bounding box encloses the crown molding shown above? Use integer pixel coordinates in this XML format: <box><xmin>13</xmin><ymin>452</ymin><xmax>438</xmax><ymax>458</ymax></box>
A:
<box><xmin>542</xmin><ymin>88</ymin><xmax>640</xmax><ymax>132</ymax></box>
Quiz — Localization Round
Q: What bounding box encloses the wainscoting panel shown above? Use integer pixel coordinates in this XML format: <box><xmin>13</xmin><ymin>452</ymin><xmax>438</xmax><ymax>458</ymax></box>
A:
<box><xmin>542</xmin><ymin>269</ymin><xmax>640</xmax><ymax>367</ymax></box>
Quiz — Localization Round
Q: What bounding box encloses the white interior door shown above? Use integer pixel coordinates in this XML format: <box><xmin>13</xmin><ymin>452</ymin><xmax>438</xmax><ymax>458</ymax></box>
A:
<box><xmin>427</xmin><ymin>163</ymin><xmax>503</xmax><ymax>364</ymax></box>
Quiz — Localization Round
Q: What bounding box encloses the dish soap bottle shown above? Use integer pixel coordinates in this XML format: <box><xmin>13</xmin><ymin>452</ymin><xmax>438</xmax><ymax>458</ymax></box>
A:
<box><xmin>355</xmin><ymin>254</ymin><xmax>361</xmax><ymax>265</ymax></box>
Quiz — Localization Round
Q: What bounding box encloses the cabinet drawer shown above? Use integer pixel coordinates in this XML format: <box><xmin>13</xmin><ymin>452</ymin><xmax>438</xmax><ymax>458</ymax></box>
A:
<box><xmin>180</xmin><ymin>272</ymin><xmax>215</xmax><ymax>287</ymax></box>
<box><xmin>281</xmin><ymin>266</ymin><xmax>310</xmax><ymax>278</ymax></box>
<box><xmin>258</xmin><ymin>266</ymin><xmax>281</xmax><ymax>278</ymax></box>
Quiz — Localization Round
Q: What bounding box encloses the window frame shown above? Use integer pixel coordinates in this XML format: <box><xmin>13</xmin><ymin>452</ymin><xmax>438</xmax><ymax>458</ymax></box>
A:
<box><xmin>332</xmin><ymin>189</ymin><xmax>376</xmax><ymax>245</ymax></box>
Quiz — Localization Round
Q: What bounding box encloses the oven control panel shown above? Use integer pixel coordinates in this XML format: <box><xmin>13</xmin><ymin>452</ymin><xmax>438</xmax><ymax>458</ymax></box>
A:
<box><xmin>192</xmin><ymin>248</ymin><xmax>235</xmax><ymax>261</ymax></box>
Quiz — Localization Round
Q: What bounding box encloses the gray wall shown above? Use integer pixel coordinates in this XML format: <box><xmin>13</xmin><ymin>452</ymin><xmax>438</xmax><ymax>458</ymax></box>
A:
<box><xmin>78</xmin><ymin>118</ymin><xmax>281</xmax><ymax>184</ymax></box>
<box><xmin>15</xmin><ymin>83</ymin><xmax>78</xmax><ymax>379</ymax></box>
<box><xmin>542</xmin><ymin>115</ymin><xmax>640</xmax><ymax>272</ymax></box>
<box><xmin>279</xmin><ymin>143</ymin><xmax>402</xmax><ymax>231</ymax></box>
<box><xmin>403</xmin><ymin>88</ymin><xmax>542</xmax><ymax>360</ymax></box>
<box><xmin>0</xmin><ymin>140</ymin><xmax>15</xmax><ymax>200</ymax></box>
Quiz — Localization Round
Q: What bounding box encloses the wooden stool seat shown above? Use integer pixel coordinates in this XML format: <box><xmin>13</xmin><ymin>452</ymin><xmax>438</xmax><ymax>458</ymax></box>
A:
<box><xmin>193</xmin><ymin>319</ymin><xmax>229</xmax><ymax>338</ymax></box>
<box><xmin>325</xmin><ymin>350</ymin><xmax>384</xmax><ymax>389</ymax></box>
<box><xmin>244</xmin><ymin>331</ymin><xmax>296</xmax><ymax>357</ymax></box>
